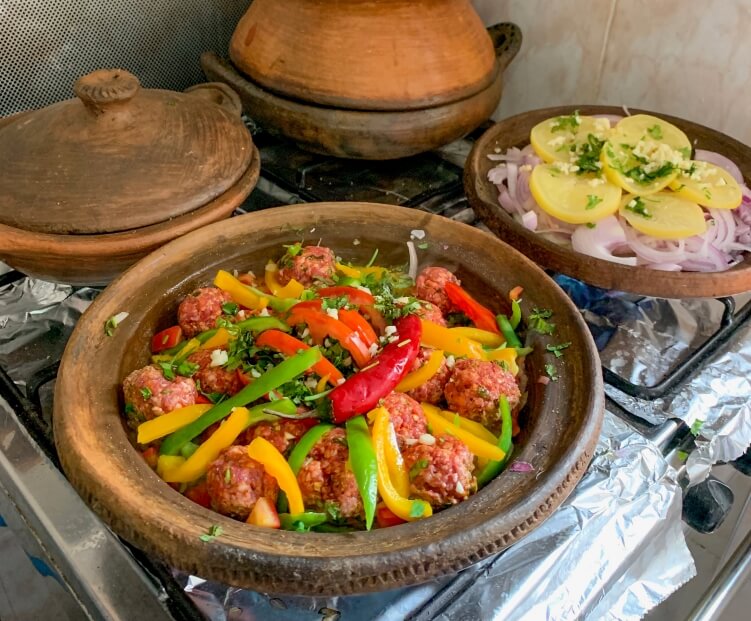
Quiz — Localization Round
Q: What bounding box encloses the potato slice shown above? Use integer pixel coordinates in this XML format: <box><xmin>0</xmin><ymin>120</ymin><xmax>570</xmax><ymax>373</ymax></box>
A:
<box><xmin>619</xmin><ymin>192</ymin><xmax>707</xmax><ymax>239</ymax></box>
<box><xmin>530</xmin><ymin>113</ymin><xmax>611</xmax><ymax>163</ymax></box>
<box><xmin>614</xmin><ymin>114</ymin><xmax>691</xmax><ymax>153</ymax></box>
<box><xmin>529</xmin><ymin>163</ymin><xmax>622</xmax><ymax>224</ymax></box>
<box><xmin>669</xmin><ymin>161</ymin><xmax>743</xmax><ymax>209</ymax></box>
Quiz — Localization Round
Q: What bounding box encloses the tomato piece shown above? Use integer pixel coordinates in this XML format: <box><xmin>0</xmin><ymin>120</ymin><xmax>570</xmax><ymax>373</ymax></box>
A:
<box><xmin>141</xmin><ymin>446</ymin><xmax>159</xmax><ymax>469</ymax></box>
<box><xmin>151</xmin><ymin>326</ymin><xmax>183</xmax><ymax>353</ymax></box>
<box><xmin>376</xmin><ymin>504</ymin><xmax>407</xmax><ymax>528</ymax></box>
<box><xmin>247</xmin><ymin>497</ymin><xmax>281</xmax><ymax>528</ymax></box>
<box><xmin>184</xmin><ymin>482</ymin><xmax>211</xmax><ymax>509</ymax></box>
<box><xmin>316</xmin><ymin>286</ymin><xmax>375</xmax><ymax>306</ymax></box>
<box><xmin>444</xmin><ymin>283</ymin><xmax>500</xmax><ymax>334</ymax></box>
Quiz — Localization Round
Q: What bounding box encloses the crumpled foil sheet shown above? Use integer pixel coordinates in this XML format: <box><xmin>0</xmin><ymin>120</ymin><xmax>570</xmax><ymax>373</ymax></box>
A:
<box><xmin>172</xmin><ymin>413</ymin><xmax>694</xmax><ymax>621</ymax></box>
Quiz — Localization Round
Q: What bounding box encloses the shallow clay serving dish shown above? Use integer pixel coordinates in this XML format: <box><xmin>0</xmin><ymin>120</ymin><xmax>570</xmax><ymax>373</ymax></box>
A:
<box><xmin>465</xmin><ymin>105</ymin><xmax>751</xmax><ymax>298</ymax></box>
<box><xmin>0</xmin><ymin>69</ymin><xmax>259</xmax><ymax>286</ymax></box>
<box><xmin>54</xmin><ymin>203</ymin><xmax>603</xmax><ymax>595</ymax></box>
<box><xmin>202</xmin><ymin>22</ymin><xmax>521</xmax><ymax>160</ymax></box>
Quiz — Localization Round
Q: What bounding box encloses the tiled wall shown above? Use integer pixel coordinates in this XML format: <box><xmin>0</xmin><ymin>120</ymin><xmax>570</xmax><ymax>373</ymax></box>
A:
<box><xmin>472</xmin><ymin>0</ymin><xmax>751</xmax><ymax>146</ymax></box>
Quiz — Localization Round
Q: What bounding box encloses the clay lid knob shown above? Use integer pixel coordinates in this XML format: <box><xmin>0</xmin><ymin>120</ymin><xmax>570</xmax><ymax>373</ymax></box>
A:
<box><xmin>74</xmin><ymin>69</ymin><xmax>140</xmax><ymax>115</ymax></box>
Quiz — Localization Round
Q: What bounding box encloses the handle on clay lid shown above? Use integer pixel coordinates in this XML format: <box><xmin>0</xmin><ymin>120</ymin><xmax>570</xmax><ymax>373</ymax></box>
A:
<box><xmin>74</xmin><ymin>69</ymin><xmax>140</xmax><ymax>115</ymax></box>
<box><xmin>487</xmin><ymin>22</ymin><xmax>522</xmax><ymax>72</ymax></box>
<box><xmin>184</xmin><ymin>83</ymin><xmax>243</xmax><ymax>116</ymax></box>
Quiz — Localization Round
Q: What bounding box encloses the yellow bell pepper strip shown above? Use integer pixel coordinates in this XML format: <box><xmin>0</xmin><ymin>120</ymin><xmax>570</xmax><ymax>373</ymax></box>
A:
<box><xmin>214</xmin><ymin>269</ymin><xmax>264</xmax><ymax>310</ymax></box>
<box><xmin>428</xmin><ymin>405</ymin><xmax>498</xmax><ymax>445</ymax></box>
<box><xmin>484</xmin><ymin>347</ymin><xmax>519</xmax><ymax>376</ymax></box>
<box><xmin>162</xmin><ymin>406</ymin><xmax>249</xmax><ymax>483</ymax></box>
<box><xmin>336</xmin><ymin>263</ymin><xmax>387</xmax><ymax>280</ymax></box>
<box><xmin>421</xmin><ymin>405</ymin><xmax>506</xmax><ymax>461</ymax></box>
<box><xmin>345</xmin><ymin>416</ymin><xmax>378</xmax><ymax>530</ymax></box>
<box><xmin>264</xmin><ymin>263</ymin><xmax>305</xmax><ymax>299</ymax></box>
<box><xmin>477</xmin><ymin>396</ymin><xmax>514</xmax><ymax>486</ymax></box>
<box><xmin>419</xmin><ymin>319</ymin><xmax>485</xmax><ymax>360</ymax></box>
<box><xmin>395</xmin><ymin>349</ymin><xmax>445</xmax><ymax>392</ymax></box>
<box><xmin>247</xmin><ymin>437</ymin><xmax>305</xmax><ymax>515</ymax></box>
<box><xmin>156</xmin><ymin>455</ymin><xmax>185</xmax><ymax>479</ymax></box>
<box><xmin>384</xmin><ymin>416</ymin><xmax>410</xmax><ymax>498</ymax></box>
<box><xmin>371</xmin><ymin>407</ymin><xmax>432</xmax><ymax>522</ymax></box>
<box><xmin>199</xmin><ymin>327</ymin><xmax>231</xmax><ymax>350</ymax></box>
<box><xmin>137</xmin><ymin>404</ymin><xmax>213</xmax><ymax>444</ymax></box>
<box><xmin>448</xmin><ymin>327</ymin><xmax>505</xmax><ymax>348</ymax></box>
<box><xmin>160</xmin><ymin>348</ymin><xmax>321</xmax><ymax>455</ymax></box>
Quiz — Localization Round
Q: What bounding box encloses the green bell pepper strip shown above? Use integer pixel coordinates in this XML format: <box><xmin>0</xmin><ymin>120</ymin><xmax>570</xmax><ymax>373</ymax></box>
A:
<box><xmin>159</xmin><ymin>349</ymin><xmax>321</xmax><ymax>455</ymax></box>
<box><xmin>287</xmin><ymin>424</ymin><xmax>335</xmax><ymax>475</ymax></box>
<box><xmin>477</xmin><ymin>395</ymin><xmax>513</xmax><ymax>486</ymax></box>
<box><xmin>496</xmin><ymin>314</ymin><xmax>522</xmax><ymax>349</ymax></box>
<box><xmin>179</xmin><ymin>441</ymin><xmax>199</xmax><ymax>460</ymax></box>
<box><xmin>345</xmin><ymin>415</ymin><xmax>378</xmax><ymax>530</ymax></box>
<box><xmin>509</xmin><ymin>299</ymin><xmax>522</xmax><ymax>330</ymax></box>
<box><xmin>279</xmin><ymin>512</ymin><xmax>328</xmax><ymax>532</ymax></box>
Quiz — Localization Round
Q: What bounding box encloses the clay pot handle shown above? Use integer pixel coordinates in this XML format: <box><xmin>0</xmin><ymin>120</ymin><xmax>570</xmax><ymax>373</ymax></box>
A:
<box><xmin>74</xmin><ymin>69</ymin><xmax>140</xmax><ymax>115</ymax></box>
<box><xmin>487</xmin><ymin>23</ymin><xmax>522</xmax><ymax>72</ymax></box>
<box><xmin>184</xmin><ymin>83</ymin><xmax>243</xmax><ymax>116</ymax></box>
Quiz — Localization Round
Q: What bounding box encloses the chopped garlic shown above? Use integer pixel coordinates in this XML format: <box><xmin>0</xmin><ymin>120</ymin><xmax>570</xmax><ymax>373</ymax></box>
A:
<box><xmin>394</xmin><ymin>296</ymin><xmax>411</xmax><ymax>304</ymax></box>
<box><xmin>588</xmin><ymin>178</ymin><xmax>606</xmax><ymax>187</ymax></box>
<box><xmin>410</xmin><ymin>229</ymin><xmax>426</xmax><ymax>240</ymax></box>
<box><xmin>301</xmin><ymin>327</ymin><xmax>310</xmax><ymax>339</ymax></box>
<box><xmin>368</xmin><ymin>343</ymin><xmax>379</xmax><ymax>357</ymax></box>
<box><xmin>283</xmin><ymin>432</ymin><xmax>296</xmax><ymax>441</ymax></box>
<box><xmin>554</xmin><ymin>162</ymin><xmax>580</xmax><ymax>175</ymax></box>
<box><xmin>352</xmin><ymin>238</ymin><xmax>361</xmax><ymax>246</ymax></box>
<box><xmin>455</xmin><ymin>481</ymin><xmax>465</xmax><ymax>495</ymax></box>
<box><xmin>325</xmin><ymin>307</ymin><xmax>339</xmax><ymax>320</ymax></box>
<box><xmin>446</xmin><ymin>355</ymin><xmax>456</xmax><ymax>369</ymax></box>
<box><xmin>403</xmin><ymin>438</ymin><xmax>419</xmax><ymax>447</ymax></box>
<box><xmin>304</xmin><ymin>377</ymin><xmax>319</xmax><ymax>389</ymax></box>
<box><xmin>259</xmin><ymin>307</ymin><xmax>270</xmax><ymax>317</ymax></box>
<box><xmin>419</xmin><ymin>434</ymin><xmax>436</xmax><ymax>446</ymax></box>
<box><xmin>250</xmin><ymin>368</ymin><xmax>262</xmax><ymax>378</ymax></box>
<box><xmin>546</xmin><ymin>135</ymin><xmax>567</xmax><ymax>148</ymax></box>
<box><xmin>520</xmin><ymin>164</ymin><xmax>533</xmax><ymax>172</ymax></box>
<box><xmin>384</xmin><ymin>325</ymin><xmax>398</xmax><ymax>336</ymax></box>
<box><xmin>210</xmin><ymin>349</ymin><xmax>228</xmax><ymax>367</ymax></box>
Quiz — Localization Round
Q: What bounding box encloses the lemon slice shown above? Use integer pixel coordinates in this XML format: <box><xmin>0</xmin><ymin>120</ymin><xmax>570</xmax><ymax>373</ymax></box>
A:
<box><xmin>614</xmin><ymin>114</ymin><xmax>692</xmax><ymax>154</ymax></box>
<box><xmin>530</xmin><ymin>113</ymin><xmax>612</xmax><ymax>163</ymax></box>
<box><xmin>619</xmin><ymin>192</ymin><xmax>707</xmax><ymax>239</ymax></box>
<box><xmin>529</xmin><ymin>164</ymin><xmax>622</xmax><ymax>224</ymax></box>
<box><xmin>669</xmin><ymin>161</ymin><xmax>743</xmax><ymax>209</ymax></box>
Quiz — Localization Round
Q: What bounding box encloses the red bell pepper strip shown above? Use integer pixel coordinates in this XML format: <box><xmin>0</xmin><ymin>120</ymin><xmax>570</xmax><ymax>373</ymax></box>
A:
<box><xmin>338</xmin><ymin>308</ymin><xmax>378</xmax><ymax>349</ymax></box>
<box><xmin>286</xmin><ymin>307</ymin><xmax>371</xmax><ymax>368</ymax></box>
<box><xmin>375</xmin><ymin>504</ymin><xmax>407</xmax><ymax>528</ymax></box>
<box><xmin>360</xmin><ymin>305</ymin><xmax>387</xmax><ymax>335</ymax></box>
<box><xmin>328</xmin><ymin>315</ymin><xmax>421</xmax><ymax>423</ymax></box>
<box><xmin>151</xmin><ymin>326</ymin><xmax>183</xmax><ymax>353</ymax></box>
<box><xmin>444</xmin><ymin>282</ymin><xmax>500</xmax><ymax>334</ymax></box>
<box><xmin>254</xmin><ymin>330</ymin><xmax>344</xmax><ymax>386</ymax></box>
<box><xmin>316</xmin><ymin>286</ymin><xmax>375</xmax><ymax>306</ymax></box>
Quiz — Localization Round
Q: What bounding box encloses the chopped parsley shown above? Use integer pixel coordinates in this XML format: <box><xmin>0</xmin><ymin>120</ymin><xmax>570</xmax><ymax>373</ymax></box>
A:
<box><xmin>551</xmin><ymin>110</ymin><xmax>581</xmax><ymax>133</ymax></box>
<box><xmin>321</xmin><ymin>295</ymin><xmax>348</xmax><ymax>311</ymax></box>
<box><xmin>646</xmin><ymin>124</ymin><xmax>663</xmax><ymax>140</ymax></box>
<box><xmin>221</xmin><ymin>302</ymin><xmax>239</xmax><ymax>316</ymax></box>
<box><xmin>417</xmin><ymin>242</ymin><xmax>429</xmax><ymax>250</ymax></box>
<box><xmin>409</xmin><ymin>501</ymin><xmax>427</xmax><ymax>518</ymax></box>
<box><xmin>159</xmin><ymin>359</ymin><xmax>199</xmax><ymax>380</ymax></box>
<box><xmin>176</xmin><ymin>360</ymin><xmax>199</xmax><ymax>377</ymax></box>
<box><xmin>703</xmin><ymin>188</ymin><xmax>712</xmax><ymax>200</ymax></box>
<box><xmin>224</xmin><ymin>467</ymin><xmax>232</xmax><ymax>484</ymax></box>
<box><xmin>586</xmin><ymin>222</ymin><xmax>596</xmax><ymax>229</ymax></box>
<box><xmin>199</xmin><ymin>524</ymin><xmax>224</xmax><ymax>543</ymax></box>
<box><xmin>677</xmin><ymin>450</ymin><xmax>689</xmax><ymax>463</ymax></box>
<box><xmin>690</xmin><ymin>419</ymin><xmax>704</xmax><ymax>436</ymax></box>
<box><xmin>546</xmin><ymin>342</ymin><xmax>572</xmax><ymax>358</ymax></box>
<box><xmin>624</xmin><ymin>197</ymin><xmax>652</xmax><ymax>219</ymax></box>
<box><xmin>585</xmin><ymin>194</ymin><xmax>603</xmax><ymax>210</ymax></box>
<box><xmin>140</xmin><ymin>387</ymin><xmax>153</xmax><ymax>400</ymax></box>
<box><xmin>124</xmin><ymin>403</ymin><xmax>136</xmax><ymax>415</ymax></box>
<box><xmin>544</xmin><ymin>363</ymin><xmax>558</xmax><ymax>381</ymax></box>
<box><xmin>574</xmin><ymin>133</ymin><xmax>606</xmax><ymax>174</ymax></box>
<box><xmin>528</xmin><ymin>308</ymin><xmax>555</xmax><ymax>335</ymax></box>
<box><xmin>103</xmin><ymin>312</ymin><xmax>129</xmax><ymax>336</ymax></box>
<box><xmin>158</xmin><ymin>361</ymin><xmax>176</xmax><ymax>380</ymax></box>
<box><xmin>678</xmin><ymin>146</ymin><xmax>692</xmax><ymax>159</ymax></box>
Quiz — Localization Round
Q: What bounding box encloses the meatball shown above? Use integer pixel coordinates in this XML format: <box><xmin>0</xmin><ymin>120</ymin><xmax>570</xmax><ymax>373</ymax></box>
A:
<box><xmin>278</xmin><ymin>245</ymin><xmax>336</xmax><ymax>287</ymax></box>
<box><xmin>122</xmin><ymin>365</ymin><xmax>197</xmax><ymax>425</ymax></box>
<box><xmin>206</xmin><ymin>446</ymin><xmax>278</xmax><ymax>520</ymax></box>
<box><xmin>444</xmin><ymin>359</ymin><xmax>521</xmax><ymax>431</ymax></box>
<box><xmin>297</xmin><ymin>428</ymin><xmax>363</xmax><ymax>520</ymax></box>
<box><xmin>381</xmin><ymin>392</ymin><xmax>427</xmax><ymax>447</ymax></box>
<box><xmin>415</xmin><ymin>267</ymin><xmax>460</xmax><ymax>314</ymax></box>
<box><xmin>236</xmin><ymin>419</ymin><xmax>313</xmax><ymax>454</ymax></box>
<box><xmin>402</xmin><ymin>435</ymin><xmax>475</xmax><ymax>507</ymax></box>
<box><xmin>414</xmin><ymin>300</ymin><xmax>447</xmax><ymax>327</ymax></box>
<box><xmin>177</xmin><ymin>287</ymin><xmax>233</xmax><ymax>338</ymax></box>
<box><xmin>405</xmin><ymin>348</ymin><xmax>451</xmax><ymax>405</ymax></box>
<box><xmin>187</xmin><ymin>349</ymin><xmax>242</xmax><ymax>396</ymax></box>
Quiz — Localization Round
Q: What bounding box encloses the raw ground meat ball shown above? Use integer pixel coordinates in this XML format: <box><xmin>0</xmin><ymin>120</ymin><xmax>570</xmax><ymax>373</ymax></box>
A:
<box><xmin>122</xmin><ymin>365</ymin><xmax>197</xmax><ymax>425</ymax></box>
<box><xmin>177</xmin><ymin>287</ymin><xmax>233</xmax><ymax>338</ymax></box>
<box><xmin>236</xmin><ymin>419</ymin><xmax>314</xmax><ymax>454</ymax></box>
<box><xmin>405</xmin><ymin>348</ymin><xmax>451</xmax><ymax>405</ymax></box>
<box><xmin>278</xmin><ymin>245</ymin><xmax>336</xmax><ymax>287</ymax></box>
<box><xmin>205</xmin><ymin>446</ymin><xmax>279</xmax><ymax>520</ymax></box>
<box><xmin>187</xmin><ymin>349</ymin><xmax>243</xmax><ymax>396</ymax></box>
<box><xmin>415</xmin><ymin>267</ymin><xmax>460</xmax><ymax>314</ymax></box>
<box><xmin>381</xmin><ymin>392</ymin><xmax>427</xmax><ymax>446</ymax></box>
<box><xmin>414</xmin><ymin>300</ymin><xmax>447</xmax><ymax>326</ymax></box>
<box><xmin>297</xmin><ymin>428</ymin><xmax>363</xmax><ymax>520</ymax></box>
<box><xmin>402</xmin><ymin>435</ymin><xmax>475</xmax><ymax>507</ymax></box>
<box><xmin>444</xmin><ymin>359</ymin><xmax>521</xmax><ymax>432</ymax></box>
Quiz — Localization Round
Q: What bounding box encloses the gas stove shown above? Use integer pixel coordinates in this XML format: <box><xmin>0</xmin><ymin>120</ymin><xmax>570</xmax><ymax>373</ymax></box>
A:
<box><xmin>0</xmin><ymin>128</ymin><xmax>749</xmax><ymax>621</ymax></box>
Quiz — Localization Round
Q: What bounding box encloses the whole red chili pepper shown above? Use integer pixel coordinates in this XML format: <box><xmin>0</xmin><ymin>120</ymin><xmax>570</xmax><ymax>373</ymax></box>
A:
<box><xmin>328</xmin><ymin>314</ymin><xmax>421</xmax><ymax>423</ymax></box>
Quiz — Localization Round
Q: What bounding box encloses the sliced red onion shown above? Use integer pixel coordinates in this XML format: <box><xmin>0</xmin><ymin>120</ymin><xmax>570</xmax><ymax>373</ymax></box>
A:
<box><xmin>509</xmin><ymin>461</ymin><xmax>535</xmax><ymax>473</ymax></box>
<box><xmin>499</xmin><ymin>188</ymin><xmax>524</xmax><ymax>217</ymax></box>
<box><xmin>406</xmin><ymin>241</ymin><xmax>418</xmax><ymax>280</ymax></box>
<box><xmin>624</xmin><ymin>227</ymin><xmax>690</xmax><ymax>264</ymax></box>
<box><xmin>537</xmin><ymin>375</ymin><xmax>550</xmax><ymax>385</ymax></box>
<box><xmin>679</xmin><ymin>244</ymin><xmax>731</xmax><ymax>272</ymax></box>
<box><xmin>507</xmin><ymin>161</ymin><xmax>518</xmax><ymax>202</ymax></box>
<box><xmin>710</xmin><ymin>208</ymin><xmax>737</xmax><ymax>250</ymax></box>
<box><xmin>571</xmin><ymin>217</ymin><xmax>638</xmax><ymax>266</ymax></box>
<box><xmin>487</xmin><ymin>164</ymin><xmax>508</xmax><ymax>185</ymax></box>
<box><xmin>516</xmin><ymin>167</ymin><xmax>533</xmax><ymax>207</ymax></box>
<box><xmin>521</xmin><ymin>210</ymin><xmax>538</xmax><ymax>231</ymax></box>
<box><xmin>695</xmin><ymin>149</ymin><xmax>744</xmax><ymax>185</ymax></box>
<box><xmin>647</xmin><ymin>263</ymin><xmax>683</xmax><ymax>271</ymax></box>
<box><xmin>487</xmin><ymin>147</ymin><xmax>524</xmax><ymax>163</ymax></box>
